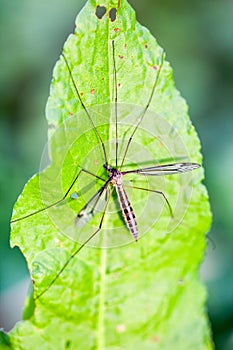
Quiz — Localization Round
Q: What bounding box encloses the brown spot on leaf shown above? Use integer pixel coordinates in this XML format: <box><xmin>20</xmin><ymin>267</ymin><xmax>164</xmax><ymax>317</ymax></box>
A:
<box><xmin>151</xmin><ymin>336</ymin><xmax>160</xmax><ymax>343</ymax></box>
<box><xmin>114</xmin><ymin>27</ymin><xmax>120</xmax><ymax>33</ymax></box>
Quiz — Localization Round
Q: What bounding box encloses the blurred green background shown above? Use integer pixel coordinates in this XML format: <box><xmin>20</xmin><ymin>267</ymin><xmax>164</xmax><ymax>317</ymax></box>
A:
<box><xmin>0</xmin><ymin>0</ymin><xmax>232</xmax><ymax>348</ymax></box>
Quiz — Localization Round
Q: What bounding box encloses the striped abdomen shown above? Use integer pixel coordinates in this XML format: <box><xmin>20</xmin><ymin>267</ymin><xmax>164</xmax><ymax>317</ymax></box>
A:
<box><xmin>115</xmin><ymin>184</ymin><xmax>138</xmax><ymax>241</ymax></box>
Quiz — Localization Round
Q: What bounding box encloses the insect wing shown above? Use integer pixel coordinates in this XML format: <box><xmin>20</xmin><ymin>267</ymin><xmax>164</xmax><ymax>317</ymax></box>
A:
<box><xmin>75</xmin><ymin>185</ymin><xmax>109</xmax><ymax>228</ymax></box>
<box><xmin>124</xmin><ymin>162</ymin><xmax>200</xmax><ymax>176</ymax></box>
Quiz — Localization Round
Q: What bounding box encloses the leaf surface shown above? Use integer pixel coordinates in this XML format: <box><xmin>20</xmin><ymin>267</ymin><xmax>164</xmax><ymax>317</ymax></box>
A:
<box><xmin>9</xmin><ymin>0</ymin><xmax>212</xmax><ymax>349</ymax></box>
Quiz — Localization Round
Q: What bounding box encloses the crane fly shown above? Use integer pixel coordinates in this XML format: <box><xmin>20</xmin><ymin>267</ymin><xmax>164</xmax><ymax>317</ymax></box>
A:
<box><xmin>11</xmin><ymin>40</ymin><xmax>200</xmax><ymax>299</ymax></box>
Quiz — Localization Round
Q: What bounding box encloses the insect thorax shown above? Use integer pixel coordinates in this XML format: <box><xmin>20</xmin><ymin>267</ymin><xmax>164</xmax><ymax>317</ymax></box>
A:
<box><xmin>108</xmin><ymin>167</ymin><xmax>123</xmax><ymax>186</ymax></box>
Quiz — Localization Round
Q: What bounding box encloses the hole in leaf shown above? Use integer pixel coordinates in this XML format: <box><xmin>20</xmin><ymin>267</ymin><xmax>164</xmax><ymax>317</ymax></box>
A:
<box><xmin>109</xmin><ymin>8</ymin><xmax>117</xmax><ymax>22</ymax></box>
<box><xmin>95</xmin><ymin>6</ymin><xmax>106</xmax><ymax>19</ymax></box>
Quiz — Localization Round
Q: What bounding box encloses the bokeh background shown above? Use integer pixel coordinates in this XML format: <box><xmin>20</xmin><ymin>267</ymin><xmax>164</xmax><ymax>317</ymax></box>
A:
<box><xmin>0</xmin><ymin>0</ymin><xmax>232</xmax><ymax>348</ymax></box>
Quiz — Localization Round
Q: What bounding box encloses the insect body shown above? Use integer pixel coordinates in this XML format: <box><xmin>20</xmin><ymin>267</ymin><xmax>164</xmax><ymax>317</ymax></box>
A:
<box><xmin>108</xmin><ymin>165</ymin><xmax>138</xmax><ymax>241</ymax></box>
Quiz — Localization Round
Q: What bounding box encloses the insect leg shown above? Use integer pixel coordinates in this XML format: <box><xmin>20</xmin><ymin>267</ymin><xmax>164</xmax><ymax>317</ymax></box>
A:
<box><xmin>124</xmin><ymin>184</ymin><xmax>173</xmax><ymax>218</ymax></box>
<box><xmin>112</xmin><ymin>40</ymin><xmax>118</xmax><ymax>168</ymax></box>
<box><xmin>120</xmin><ymin>51</ymin><xmax>165</xmax><ymax>170</ymax></box>
<box><xmin>11</xmin><ymin>167</ymin><xmax>106</xmax><ymax>223</ymax></box>
<box><xmin>62</xmin><ymin>54</ymin><xmax>108</xmax><ymax>166</ymax></box>
<box><xmin>75</xmin><ymin>179</ymin><xmax>110</xmax><ymax>225</ymax></box>
<box><xmin>35</xmin><ymin>185</ymin><xmax>113</xmax><ymax>300</ymax></box>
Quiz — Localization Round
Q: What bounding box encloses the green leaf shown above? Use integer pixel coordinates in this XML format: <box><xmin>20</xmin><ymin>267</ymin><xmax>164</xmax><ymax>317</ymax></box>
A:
<box><xmin>0</xmin><ymin>331</ymin><xmax>12</xmax><ymax>350</ymax></box>
<box><xmin>8</xmin><ymin>0</ymin><xmax>213</xmax><ymax>349</ymax></box>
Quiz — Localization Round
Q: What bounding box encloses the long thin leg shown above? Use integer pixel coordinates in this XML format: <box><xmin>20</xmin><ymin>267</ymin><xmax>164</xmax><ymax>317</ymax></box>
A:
<box><xmin>120</xmin><ymin>51</ymin><xmax>165</xmax><ymax>170</ymax></box>
<box><xmin>76</xmin><ymin>179</ymin><xmax>110</xmax><ymax>223</ymax></box>
<box><xmin>112</xmin><ymin>40</ymin><xmax>118</xmax><ymax>168</ymax></box>
<box><xmin>11</xmin><ymin>168</ymin><xmax>106</xmax><ymax>223</ymax></box>
<box><xmin>62</xmin><ymin>54</ymin><xmax>108</xmax><ymax>166</ymax></box>
<box><xmin>35</xmin><ymin>186</ymin><xmax>113</xmax><ymax>300</ymax></box>
<box><xmin>124</xmin><ymin>184</ymin><xmax>173</xmax><ymax>218</ymax></box>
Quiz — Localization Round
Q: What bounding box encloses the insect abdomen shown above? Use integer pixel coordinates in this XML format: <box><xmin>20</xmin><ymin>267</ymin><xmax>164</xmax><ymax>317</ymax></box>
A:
<box><xmin>115</xmin><ymin>184</ymin><xmax>138</xmax><ymax>241</ymax></box>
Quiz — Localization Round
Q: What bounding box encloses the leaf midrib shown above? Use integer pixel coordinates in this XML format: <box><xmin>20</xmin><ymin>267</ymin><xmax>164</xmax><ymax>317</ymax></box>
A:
<box><xmin>97</xmin><ymin>10</ymin><xmax>112</xmax><ymax>348</ymax></box>
<box><xmin>97</xmin><ymin>248</ymin><xmax>107</xmax><ymax>349</ymax></box>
